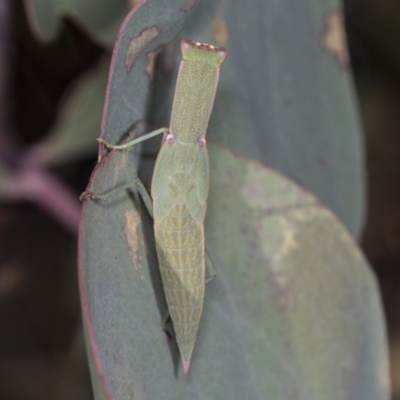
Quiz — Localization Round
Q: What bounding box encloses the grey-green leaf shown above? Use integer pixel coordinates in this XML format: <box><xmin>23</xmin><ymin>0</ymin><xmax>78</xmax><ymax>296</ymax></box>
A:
<box><xmin>79</xmin><ymin>142</ymin><xmax>388</xmax><ymax>399</ymax></box>
<box><xmin>26</xmin><ymin>58</ymin><xmax>109</xmax><ymax>167</ymax></box>
<box><xmin>78</xmin><ymin>1</ymin><xmax>387</xmax><ymax>398</ymax></box>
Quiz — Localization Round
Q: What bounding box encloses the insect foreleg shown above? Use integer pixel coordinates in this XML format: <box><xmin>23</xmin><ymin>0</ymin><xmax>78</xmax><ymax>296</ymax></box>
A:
<box><xmin>80</xmin><ymin>176</ymin><xmax>154</xmax><ymax>217</ymax></box>
<box><xmin>80</xmin><ymin>181</ymin><xmax>135</xmax><ymax>202</ymax></box>
<box><xmin>131</xmin><ymin>176</ymin><xmax>153</xmax><ymax>218</ymax></box>
<box><xmin>82</xmin><ymin>127</ymin><xmax>166</xmax><ymax>212</ymax></box>
<box><xmin>98</xmin><ymin>127</ymin><xmax>168</xmax><ymax>150</ymax></box>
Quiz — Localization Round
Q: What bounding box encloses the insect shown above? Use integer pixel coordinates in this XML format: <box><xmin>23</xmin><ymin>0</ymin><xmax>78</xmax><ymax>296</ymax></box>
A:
<box><xmin>83</xmin><ymin>39</ymin><xmax>228</xmax><ymax>374</ymax></box>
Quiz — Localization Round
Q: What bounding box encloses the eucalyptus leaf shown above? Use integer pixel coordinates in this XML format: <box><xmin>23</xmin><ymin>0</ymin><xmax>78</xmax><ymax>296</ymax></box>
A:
<box><xmin>78</xmin><ymin>1</ymin><xmax>387</xmax><ymax>398</ymax></box>
<box><xmin>79</xmin><ymin>142</ymin><xmax>389</xmax><ymax>399</ymax></box>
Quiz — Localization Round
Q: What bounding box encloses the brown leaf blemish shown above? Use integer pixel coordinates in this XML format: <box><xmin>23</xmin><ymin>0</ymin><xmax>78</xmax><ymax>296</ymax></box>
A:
<box><xmin>321</xmin><ymin>10</ymin><xmax>350</xmax><ymax>69</ymax></box>
<box><xmin>145</xmin><ymin>47</ymin><xmax>163</xmax><ymax>81</ymax></box>
<box><xmin>181</xmin><ymin>0</ymin><xmax>197</xmax><ymax>12</ymax></box>
<box><xmin>125</xmin><ymin>26</ymin><xmax>160</xmax><ymax>70</ymax></box>
<box><xmin>125</xmin><ymin>209</ymin><xmax>143</xmax><ymax>275</ymax></box>
<box><xmin>213</xmin><ymin>18</ymin><xmax>229</xmax><ymax>45</ymax></box>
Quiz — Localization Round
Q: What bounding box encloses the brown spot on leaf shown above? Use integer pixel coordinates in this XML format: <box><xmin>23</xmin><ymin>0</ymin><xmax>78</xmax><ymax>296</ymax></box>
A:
<box><xmin>321</xmin><ymin>10</ymin><xmax>350</xmax><ymax>68</ymax></box>
<box><xmin>145</xmin><ymin>47</ymin><xmax>163</xmax><ymax>81</ymax></box>
<box><xmin>181</xmin><ymin>0</ymin><xmax>197</xmax><ymax>12</ymax></box>
<box><xmin>213</xmin><ymin>18</ymin><xmax>229</xmax><ymax>45</ymax></box>
<box><xmin>125</xmin><ymin>27</ymin><xmax>160</xmax><ymax>70</ymax></box>
<box><xmin>125</xmin><ymin>209</ymin><xmax>142</xmax><ymax>272</ymax></box>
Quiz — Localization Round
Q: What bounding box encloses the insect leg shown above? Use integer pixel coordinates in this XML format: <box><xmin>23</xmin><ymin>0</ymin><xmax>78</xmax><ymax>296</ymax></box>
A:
<box><xmin>98</xmin><ymin>127</ymin><xmax>168</xmax><ymax>150</ymax></box>
<box><xmin>205</xmin><ymin>252</ymin><xmax>217</xmax><ymax>284</ymax></box>
<box><xmin>82</xmin><ymin>125</ymin><xmax>167</xmax><ymax>209</ymax></box>
<box><xmin>80</xmin><ymin>181</ymin><xmax>135</xmax><ymax>202</ymax></box>
<box><xmin>131</xmin><ymin>177</ymin><xmax>153</xmax><ymax>218</ymax></box>
<box><xmin>81</xmin><ymin>177</ymin><xmax>154</xmax><ymax>216</ymax></box>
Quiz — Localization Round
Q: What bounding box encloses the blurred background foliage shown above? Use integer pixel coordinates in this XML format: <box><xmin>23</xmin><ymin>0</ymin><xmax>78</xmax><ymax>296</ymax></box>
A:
<box><xmin>0</xmin><ymin>0</ymin><xmax>399</xmax><ymax>398</ymax></box>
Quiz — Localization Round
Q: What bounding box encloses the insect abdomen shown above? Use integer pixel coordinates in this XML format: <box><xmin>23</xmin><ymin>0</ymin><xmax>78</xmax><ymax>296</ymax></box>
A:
<box><xmin>154</xmin><ymin>204</ymin><xmax>205</xmax><ymax>367</ymax></box>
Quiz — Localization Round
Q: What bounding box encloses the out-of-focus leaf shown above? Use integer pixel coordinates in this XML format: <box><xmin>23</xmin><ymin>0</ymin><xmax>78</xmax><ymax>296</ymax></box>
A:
<box><xmin>79</xmin><ymin>140</ymin><xmax>389</xmax><ymax>399</ymax></box>
<box><xmin>25</xmin><ymin>58</ymin><xmax>109</xmax><ymax>167</ymax></box>
<box><xmin>0</xmin><ymin>162</ymin><xmax>80</xmax><ymax>233</ymax></box>
<box><xmin>149</xmin><ymin>0</ymin><xmax>365</xmax><ymax>237</ymax></box>
<box><xmin>23</xmin><ymin>0</ymin><xmax>131</xmax><ymax>46</ymax></box>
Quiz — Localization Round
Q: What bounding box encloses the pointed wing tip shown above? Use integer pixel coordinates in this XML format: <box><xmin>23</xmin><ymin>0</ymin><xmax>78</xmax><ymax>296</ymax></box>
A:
<box><xmin>181</xmin><ymin>353</ymin><xmax>193</xmax><ymax>375</ymax></box>
<box><xmin>182</xmin><ymin>356</ymin><xmax>191</xmax><ymax>375</ymax></box>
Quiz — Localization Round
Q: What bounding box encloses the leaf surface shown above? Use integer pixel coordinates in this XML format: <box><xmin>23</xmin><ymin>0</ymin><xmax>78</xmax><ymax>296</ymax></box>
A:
<box><xmin>80</xmin><ymin>142</ymin><xmax>389</xmax><ymax>399</ymax></box>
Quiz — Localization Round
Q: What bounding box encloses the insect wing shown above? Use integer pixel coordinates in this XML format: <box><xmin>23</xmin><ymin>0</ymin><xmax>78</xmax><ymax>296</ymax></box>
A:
<box><xmin>151</xmin><ymin>144</ymin><xmax>179</xmax><ymax>221</ymax></box>
<box><xmin>184</xmin><ymin>147</ymin><xmax>209</xmax><ymax>222</ymax></box>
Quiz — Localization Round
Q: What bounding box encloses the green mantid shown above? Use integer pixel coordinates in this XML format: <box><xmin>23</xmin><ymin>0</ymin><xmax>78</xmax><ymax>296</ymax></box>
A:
<box><xmin>82</xmin><ymin>39</ymin><xmax>228</xmax><ymax>375</ymax></box>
